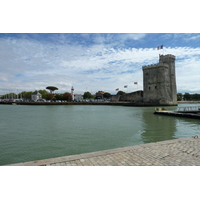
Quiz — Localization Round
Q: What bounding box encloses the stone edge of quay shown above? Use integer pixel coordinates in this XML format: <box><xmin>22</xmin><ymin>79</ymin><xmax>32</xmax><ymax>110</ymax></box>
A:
<box><xmin>4</xmin><ymin>136</ymin><xmax>199</xmax><ymax>166</ymax></box>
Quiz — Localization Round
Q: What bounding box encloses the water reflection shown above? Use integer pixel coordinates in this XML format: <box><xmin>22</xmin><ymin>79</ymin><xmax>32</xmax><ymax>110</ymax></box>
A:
<box><xmin>141</xmin><ymin>107</ymin><xmax>177</xmax><ymax>143</ymax></box>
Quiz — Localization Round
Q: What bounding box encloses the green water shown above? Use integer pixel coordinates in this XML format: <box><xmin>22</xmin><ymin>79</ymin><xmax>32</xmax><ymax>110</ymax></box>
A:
<box><xmin>1</xmin><ymin>104</ymin><xmax>200</xmax><ymax>165</ymax></box>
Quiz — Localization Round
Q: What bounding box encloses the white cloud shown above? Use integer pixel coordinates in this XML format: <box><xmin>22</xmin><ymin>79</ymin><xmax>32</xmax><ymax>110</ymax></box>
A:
<box><xmin>119</xmin><ymin>33</ymin><xmax>147</xmax><ymax>41</ymax></box>
<box><xmin>176</xmin><ymin>57</ymin><xmax>200</xmax><ymax>93</ymax></box>
<box><xmin>0</xmin><ymin>35</ymin><xmax>200</xmax><ymax>95</ymax></box>
<box><xmin>184</xmin><ymin>34</ymin><xmax>200</xmax><ymax>41</ymax></box>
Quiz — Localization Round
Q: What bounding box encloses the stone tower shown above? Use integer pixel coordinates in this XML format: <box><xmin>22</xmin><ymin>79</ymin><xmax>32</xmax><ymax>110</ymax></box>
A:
<box><xmin>142</xmin><ymin>54</ymin><xmax>177</xmax><ymax>105</ymax></box>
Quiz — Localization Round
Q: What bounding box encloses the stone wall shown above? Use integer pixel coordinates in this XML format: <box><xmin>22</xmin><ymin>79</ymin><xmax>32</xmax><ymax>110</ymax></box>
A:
<box><xmin>110</xmin><ymin>95</ymin><xmax>121</xmax><ymax>102</ymax></box>
<box><xmin>119</xmin><ymin>90</ymin><xmax>143</xmax><ymax>102</ymax></box>
<box><xmin>142</xmin><ymin>54</ymin><xmax>177</xmax><ymax>105</ymax></box>
<box><xmin>110</xmin><ymin>91</ymin><xmax>143</xmax><ymax>102</ymax></box>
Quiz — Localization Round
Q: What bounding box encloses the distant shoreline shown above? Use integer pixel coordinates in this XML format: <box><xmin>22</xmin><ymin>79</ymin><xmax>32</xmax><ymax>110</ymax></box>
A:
<box><xmin>1</xmin><ymin>101</ymin><xmax>199</xmax><ymax>106</ymax></box>
<box><xmin>0</xmin><ymin>101</ymin><xmax>189</xmax><ymax>106</ymax></box>
<box><xmin>178</xmin><ymin>101</ymin><xmax>200</xmax><ymax>104</ymax></box>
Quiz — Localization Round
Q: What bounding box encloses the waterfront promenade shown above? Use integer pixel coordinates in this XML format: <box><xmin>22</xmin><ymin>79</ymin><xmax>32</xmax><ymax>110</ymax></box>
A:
<box><xmin>6</xmin><ymin>136</ymin><xmax>200</xmax><ymax>166</ymax></box>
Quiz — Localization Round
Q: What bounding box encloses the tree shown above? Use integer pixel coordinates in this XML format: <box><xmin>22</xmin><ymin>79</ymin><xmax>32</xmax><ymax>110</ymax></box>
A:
<box><xmin>83</xmin><ymin>91</ymin><xmax>93</xmax><ymax>99</ymax></box>
<box><xmin>1</xmin><ymin>93</ymin><xmax>17</xmax><ymax>99</ymax></box>
<box><xmin>183</xmin><ymin>93</ymin><xmax>191</xmax><ymax>101</ymax></box>
<box><xmin>191</xmin><ymin>93</ymin><xmax>200</xmax><ymax>101</ymax></box>
<box><xmin>33</xmin><ymin>90</ymin><xmax>49</xmax><ymax>99</ymax></box>
<box><xmin>63</xmin><ymin>92</ymin><xmax>72</xmax><ymax>101</ymax></box>
<box><xmin>19</xmin><ymin>91</ymin><xmax>33</xmax><ymax>100</ymax></box>
<box><xmin>46</xmin><ymin>86</ymin><xmax>58</xmax><ymax>93</ymax></box>
<box><xmin>96</xmin><ymin>91</ymin><xmax>110</xmax><ymax>99</ymax></box>
<box><xmin>45</xmin><ymin>93</ymin><xmax>55</xmax><ymax>100</ymax></box>
<box><xmin>117</xmin><ymin>91</ymin><xmax>126</xmax><ymax>95</ymax></box>
<box><xmin>38</xmin><ymin>90</ymin><xmax>49</xmax><ymax>99</ymax></box>
<box><xmin>54</xmin><ymin>94</ymin><xmax>63</xmax><ymax>100</ymax></box>
<box><xmin>177</xmin><ymin>93</ymin><xmax>183</xmax><ymax>101</ymax></box>
<box><xmin>103</xmin><ymin>92</ymin><xmax>111</xmax><ymax>99</ymax></box>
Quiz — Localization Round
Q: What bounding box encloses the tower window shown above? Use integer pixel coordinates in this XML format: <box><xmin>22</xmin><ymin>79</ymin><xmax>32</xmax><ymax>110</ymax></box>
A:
<box><xmin>155</xmin><ymin>86</ymin><xmax>157</xmax><ymax>89</ymax></box>
<box><xmin>149</xmin><ymin>87</ymin><xmax>150</xmax><ymax>90</ymax></box>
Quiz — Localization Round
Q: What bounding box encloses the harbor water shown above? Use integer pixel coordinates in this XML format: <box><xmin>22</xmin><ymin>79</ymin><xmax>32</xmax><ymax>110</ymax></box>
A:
<box><xmin>1</xmin><ymin>104</ymin><xmax>200</xmax><ymax>165</ymax></box>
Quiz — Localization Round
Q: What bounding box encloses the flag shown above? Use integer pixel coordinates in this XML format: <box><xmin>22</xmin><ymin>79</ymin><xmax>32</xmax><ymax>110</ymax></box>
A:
<box><xmin>134</xmin><ymin>82</ymin><xmax>138</xmax><ymax>84</ymax></box>
<box><xmin>157</xmin><ymin>45</ymin><xmax>163</xmax><ymax>50</ymax></box>
<box><xmin>116</xmin><ymin>88</ymin><xmax>119</xmax><ymax>91</ymax></box>
<box><xmin>124</xmin><ymin>85</ymin><xmax>128</xmax><ymax>88</ymax></box>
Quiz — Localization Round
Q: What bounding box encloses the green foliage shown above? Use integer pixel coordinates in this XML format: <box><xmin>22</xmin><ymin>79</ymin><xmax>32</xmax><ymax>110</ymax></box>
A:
<box><xmin>183</xmin><ymin>93</ymin><xmax>191</xmax><ymax>101</ymax></box>
<box><xmin>191</xmin><ymin>93</ymin><xmax>200</xmax><ymax>100</ymax></box>
<box><xmin>34</xmin><ymin>90</ymin><xmax>49</xmax><ymax>99</ymax></box>
<box><xmin>1</xmin><ymin>93</ymin><xmax>17</xmax><ymax>99</ymax></box>
<box><xmin>19</xmin><ymin>91</ymin><xmax>33</xmax><ymax>100</ymax></box>
<box><xmin>46</xmin><ymin>86</ymin><xmax>58</xmax><ymax>93</ymax></box>
<box><xmin>179</xmin><ymin>93</ymin><xmax>200</xmax><ymax>101</ymax></box>
<box><xmin>96</xmin><ymin>91</ymin><xmax>110</xmax><ymax>99</ymax></box>
<box><xmin>54</xmin><ymin>93</ymin><xmax>72</xmax><ymax>101</ymax></box>
<box><xmin>63</xmin><ymin>92</ymin><xmax>72</xmax><ymax>101</ymax></box>
<box><xmin>177</xmin><ymin>93</ymin><xmax>183</xmax><ymax>101</ymax></box>
<box><xmin>103</xmin><ymin>92</ymin><xmax>111</xmax><ymax>99</ymax></box>
<box><xmin>83</xmin><ymin>91</ymin><xmax>93</xmax><ymax>99</ymax></box>
<box><xmin>54</xmin><ymin>94</ymin><xmax>63</xmax><ymax>100</ymax></box>
<box><xmin>117</xmin><ymin>91</ymin><xmax>126</xmax><ymax>95</ymax></box>
<box><xmin>45</xmin><ymin>93</ymin><xmax>55</xmax><ymax>100</ymax></box>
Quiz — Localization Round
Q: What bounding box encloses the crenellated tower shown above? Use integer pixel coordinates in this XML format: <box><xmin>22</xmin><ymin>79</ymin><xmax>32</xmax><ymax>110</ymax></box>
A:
<box><xmin>142</xmin><ymin>54</ymin><xmax>177</xmax><ymax>105</ymax></box>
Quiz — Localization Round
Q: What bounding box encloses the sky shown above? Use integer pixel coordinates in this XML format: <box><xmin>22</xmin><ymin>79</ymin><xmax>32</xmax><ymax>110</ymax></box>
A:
<box><xmin>0</xmin><ymin>33</ymin><xmax>200</xmax><ymax>95</ymax></box>
<box><xmin>0</xmin><ymin>1</ymin><xmax>200</xmax><ymax>96</ymax></box>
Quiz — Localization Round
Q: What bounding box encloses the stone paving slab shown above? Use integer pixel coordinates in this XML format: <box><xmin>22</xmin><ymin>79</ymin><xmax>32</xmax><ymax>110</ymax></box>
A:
<box><xmin>5</xmin><ymin>136</ymin><xmax>200</xmax><ymax>166</ymax></box>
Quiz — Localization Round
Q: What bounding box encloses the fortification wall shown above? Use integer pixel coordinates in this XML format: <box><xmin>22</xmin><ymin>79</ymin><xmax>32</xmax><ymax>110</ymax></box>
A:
<box><xmin>119</xmin><ymin>90</ymin><xmax>143</xmax><ymax>102</ymax></box>
<box><xmin>110</xmin><ymin>95</ymin><xmax>121</xmax><ymax>102</ymax></box>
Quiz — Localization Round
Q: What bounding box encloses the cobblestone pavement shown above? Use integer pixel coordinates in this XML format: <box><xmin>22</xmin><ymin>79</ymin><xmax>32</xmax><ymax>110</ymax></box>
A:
<box><xmin>7</xmin><ymin>136</ymin><xmax>200</xmax><ymax>166</ymax></box>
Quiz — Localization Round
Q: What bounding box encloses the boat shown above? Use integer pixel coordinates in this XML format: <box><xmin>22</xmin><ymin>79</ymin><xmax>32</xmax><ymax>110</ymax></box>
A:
<box><xmin>154</xmin><ymin>106</ymin><xmax>200</xmax><ymax>119</ymax></box>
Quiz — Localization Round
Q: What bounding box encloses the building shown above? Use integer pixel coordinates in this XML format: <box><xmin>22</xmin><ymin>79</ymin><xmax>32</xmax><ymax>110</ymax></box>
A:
<box><xmin>111</xmin><ymin>54</ymin><xmax>177</xmax><ymax>106</ymax></box>
<box><xmin>95</xmin><ymin>92</ymin><xmax>104</xmax><ymax>99</ymax></box>
<box><xmin>142</xmin><ymin>54</ymin><xmax>177</xmax><ymax>105</ymax></box>
<box><xmin>31</xmin><ymin>92</ymin><xmax>42</xmax><ymax>101</ymax></box>
<box><xmin>74</xmin><ymin>94</ymin><xmax>83</xmax><ymax>101</ymax></box>
<box><xmin>71</xmin><ymin>86</ymin><xmax>74</xmax><ymax>100</ymax></box>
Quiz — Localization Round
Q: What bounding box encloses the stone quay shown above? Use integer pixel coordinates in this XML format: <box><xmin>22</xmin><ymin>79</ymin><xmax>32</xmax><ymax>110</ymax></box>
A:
<box><xmin>5</xmin><ymin>136</ymin><xmax>200</xmax><ymax>166</ymax></box>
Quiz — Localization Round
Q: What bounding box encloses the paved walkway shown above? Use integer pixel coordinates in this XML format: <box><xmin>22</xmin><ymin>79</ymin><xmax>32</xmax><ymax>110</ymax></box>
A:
<box><xmin>7</xmin><ymin>136</ymin><xmax>200</xmax><ymax>166</ymax></box>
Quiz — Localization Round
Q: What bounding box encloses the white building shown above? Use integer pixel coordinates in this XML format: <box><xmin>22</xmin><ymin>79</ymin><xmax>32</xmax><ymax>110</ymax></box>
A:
<box><xmin>71</xmin><ymin>86</ymin><xmax>74</xmax><ymax>100</ymax></box>
<box><xmin>74</xmin><ymin>94</ymin><xmax>83</xmax><ymax>101</ymax></box>
<box><xmin>31</xmin><ymin>92</ymin><xmax>42</xmax><ymax>101</ymax></box>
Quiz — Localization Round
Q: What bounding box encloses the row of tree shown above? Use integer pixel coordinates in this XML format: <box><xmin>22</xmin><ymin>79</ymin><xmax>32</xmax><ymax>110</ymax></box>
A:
<box><xmin>1</xmin><ymin>90</ymin><xmax>112</xmax><ymax>101</ymax></box>
<box><xmin>0</xmin><ymin>90</ymin><xmax>73</xmax><ymax>101</ymax></box>
<box><xmin>83</xmin><ymin>91</ymin><xmax>112</xmax><ymax>99</ymax></box>
<box><xmin>177</xmin><ymin>93</ymin><xmax>200</xmax><ymax>101</ymax></box>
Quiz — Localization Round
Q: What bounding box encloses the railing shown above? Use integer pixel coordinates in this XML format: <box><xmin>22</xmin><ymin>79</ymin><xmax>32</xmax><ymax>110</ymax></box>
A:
<box><xmin>176</xmin><ymin>106</ymin><xmax>200</xmax><ymax>112</ymax></box>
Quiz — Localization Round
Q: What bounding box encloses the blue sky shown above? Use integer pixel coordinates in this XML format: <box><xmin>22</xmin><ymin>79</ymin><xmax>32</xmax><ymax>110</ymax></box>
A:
<box><xmin>0</xmin><ymin>33</ymin><xmax>200</xmax><ymax>95</ymax></box>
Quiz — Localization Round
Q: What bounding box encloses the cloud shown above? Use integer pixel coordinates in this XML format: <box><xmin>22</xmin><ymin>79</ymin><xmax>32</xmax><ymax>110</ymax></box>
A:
<box><xmin>0</xmin><ymin>34</ymin><xmax>200</xmax><ymax>95</ymax></box>
<box><xmin>176</xmin><ymin>57</ymin><xmax>200</xmax><ymax>93</ymax></box>
<box><xmin>119</xmin><ymin>33</ymin><xmax>147</xmax><ymax>41</ymax></box>
<box><xmin>185</xmin><ymin>34</ymin><xmax>200</xmax><ymax>41</ymax></box>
